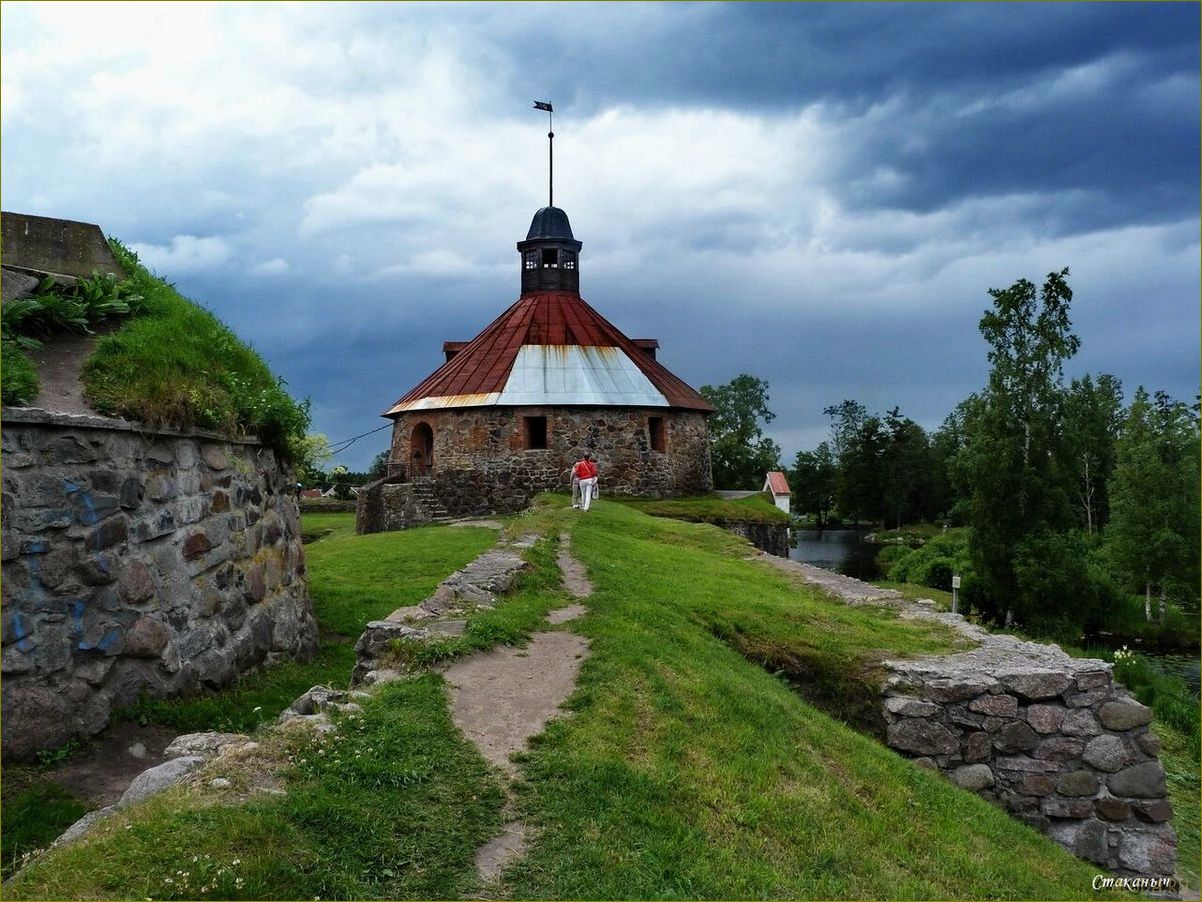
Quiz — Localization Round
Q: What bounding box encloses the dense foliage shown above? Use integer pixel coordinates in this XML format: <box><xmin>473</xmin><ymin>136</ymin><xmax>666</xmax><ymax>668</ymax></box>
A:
<box><xmin>0</xmin><ymin>271</ymin><xmax>146</xmax><ymax>406</ymax></box>
<box><xmin>81</xmin><ymin>242</ymin><xmax>310</xmax><ymax>459</ymax></box>
<box><xmin>700</xmin><ymin>374</ymin><xmax>782</xmax><ymax>490</ymax></box>
<box><xmin>788</xmin><ymin>269</ymin><xmax>1199</xmax><ymax>638</ymax></box>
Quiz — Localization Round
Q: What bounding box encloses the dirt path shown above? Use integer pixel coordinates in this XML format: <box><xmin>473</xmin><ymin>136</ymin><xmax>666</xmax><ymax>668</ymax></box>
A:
<box><xmin>28</xmin><ymin>331</ymin><xmax>101</xmax><ymax>415</ymax></box>
<box><xmin>32</xmin><ymin>723</ymin><xmax>178</xmax><ymax>808</ymax></box>
<box><xmin>443</xmin><ymin>535</ymin><xmax>592</xmax><ymax>884</ymax></box>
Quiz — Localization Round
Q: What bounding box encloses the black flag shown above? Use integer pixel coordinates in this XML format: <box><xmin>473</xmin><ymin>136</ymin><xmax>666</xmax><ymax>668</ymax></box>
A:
<box><xmin>532</xmin><ymin>100</ymin><xmax>553</xmax><ymax>112</ymax></box>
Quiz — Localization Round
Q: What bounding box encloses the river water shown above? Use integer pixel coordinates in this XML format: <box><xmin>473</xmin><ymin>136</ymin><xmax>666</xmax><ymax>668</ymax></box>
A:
<box><xmin>788</xmin><ymin>528</ymin><xmax>879</xmax><ymax>580</ymax></box>
<box><xmin>787</xmin><ymin>529</ymin><xmax>1199</xmax><ymax>693</ymax></box>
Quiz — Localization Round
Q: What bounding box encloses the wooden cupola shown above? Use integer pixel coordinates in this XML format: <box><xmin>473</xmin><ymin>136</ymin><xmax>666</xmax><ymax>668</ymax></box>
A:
<box><xmin>516</xmin><ymin>206</ymin><xmax>582</xmax><ymax>296</ymax></box>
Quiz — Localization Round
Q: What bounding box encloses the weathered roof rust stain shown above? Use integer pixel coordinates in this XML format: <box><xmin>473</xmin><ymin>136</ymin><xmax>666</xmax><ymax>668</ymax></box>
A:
<box><xmin>384</xmin><ymin>291</ymin><xmax>713</xmax><ymax>416</ymax></box>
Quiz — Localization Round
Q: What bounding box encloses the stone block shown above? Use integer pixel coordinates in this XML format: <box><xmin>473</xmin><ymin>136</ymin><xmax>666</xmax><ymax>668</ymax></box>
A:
<box><xmin>164</xmin><ymin>731</ymin><xmax>248</xmax><ymax>760</ymax></box>
<box><xmin>1074</xmin><ymin>669</ymin><xmax>1110</xmax><ymax>691</ymax></box>
<box><xmin>1106</xmin><ymin>762</ymin><xmax>1165</xmax><ymax>799</ymax></box>
<box><xmin>968</xmin><ymin>694</ymin><xmax>1018</xmax><ymax>717</ymax></box>
<box><xmin>117</xmin><ymin>756</ymin><xmax>206</xmax><ymax>808</ymax></box>
<box><xmin>993</xmin><ymin>721</ymin><xmax>1039</xmax><ymax>753</ymax></box>
<box><xmin>202</xmin><ymin>445</ymin><xmax>230</xmax><ymax>470</ymax></box>
<box><xmin>1073</xmin><ymin>818</ymin><xmax>1109</xmax><ymax>864</ymax></box>
<box><xmin>74</xmin><ymin>504</ymin><xmax>124</xmax><ymax>547</ymax></box>
<box><xmin>1116</xmin><ymin>824</ymin><xmax>1177</xmax><ymax>875</ymax></box>
<box><xmin>210</xmin><ymin>490</ymin><xmax>230</xmax><ymax>513</ymax></box>
<box><xmin>995</xmin><ymin>755</ymin><xmax>1059</xmax><ymax>774</ymax></box>
<box><xmin>1032</xmin><ymin>736</ymin><xmax>1084</xmax><ymax>762</ymax></box>
<box><xmin>962</xmin><ymin>731</ymin><xmax>991</xmax><ymax>763</ymax></box>
<box><xmin>1041</xmin><ymin>797</ymin><xmax>1093</xmax><ymax>819</ymax></box>
<box><xmin>1061</xmin><ymin>709</ymin><xmax>1102</xmax><ymax>737</ymax></box>
<box><xmin>1056</xmin><ymin>770</ymin><xmax>1099</xmax><ymax>797</ymax></box>
<box><xmin>182</xmin><ymin>531</ymin><xmax>212</xmax><ymax>560</ymax></box>
<box><xmin>1135</xmin><ymin>731</ymin><xmax>1161</xmax><ymax>756</ymax></box>
<box><xmin>1064</xmin><ymin>687</ymin><xmax>1109</xmax><ymax>708</ymax></box>
<box><xmin>117</xmin><ymin>560</ymin><xmax>157</xmax><ymax>604</ymax></box>
<box><xmin>1021</xmin><ymin>774</ymin><xmax>1055</xmax><ymax>797</ymax></box>
<box><xmin>884</xmin><ymin>695</ymin><xmax>940</xmax><ymax>717</ymax></box>
<box><xmin>133</xmin><ymin>511</ymin><xmax>176</xmax><ymax>542</ymax></box>
<box><xmin>951</xmin><ymin>764</ymin><xmax>995</xmax><ymax>791</ymax></box>
<box><xmin>145</xmin><ymin>474</ymin><xmax>176</xmax><ymax>502</ymax></box>
<box><xmin>1094</xmin><ymin>796</ymin><xmax>1132</xmax><ymax>821</ymax></box>
<box><xmin>887</xmin><ymin>719</ymin><xmax>959</xmax><ymax>756</ymax></box>
<box><xmin>1098</xmin><ymin>699</ymin><xmax>1153</xmax><ymax>731</ymax></box>
<box><xmin>1025</xmin><ymin>703</ymin><xmax>1065</xmax><ymax>734</ymax></box>
<box><xmin>1082</xmin><ymin>734</ymin><xmax>1129</xmax><ymax>773</ymax></box>
<box><xmin>1131</xmin><ymin>799</ymin><xmax>1173</xmax><ymax>823</ymax></box>
<box><xmin>124</xmin><ymin>616</ymin><xmax>171</xmax><ymax>658</ymax></box>
<box><xmin>999</xmin><ymin>670</ymin><xmax>1071</xmax><ymax>700</ymax></box>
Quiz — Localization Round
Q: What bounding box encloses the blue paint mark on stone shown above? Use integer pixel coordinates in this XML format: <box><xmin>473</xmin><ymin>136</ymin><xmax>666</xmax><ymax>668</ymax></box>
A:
<box><xmin>64</xmin><ymin>479</ymin><xmax>83</xmax><ymax>494</ymax></box>
<box><xmin>23</xmin><ymin>541</ymin><xmax>48</xmax><ymax>555</ymax></box>
<box><xmin>75</xmin><ymin>490</ymin><xmax>100</xmax><ymax>526</ymax></box>
<box><xmin>96</xmin><ymin>628</ymin><xmax>122</xmax><ymax>652</ymax></box>
<box><xmin>11</xmin><ymin>612</ymin><xmax>30</xmax><ymax>640</ymax></box>
<box><xmin>15</xmin><ymin>637</ymin><xmax>35</xmax><ymax>653</ymax></box>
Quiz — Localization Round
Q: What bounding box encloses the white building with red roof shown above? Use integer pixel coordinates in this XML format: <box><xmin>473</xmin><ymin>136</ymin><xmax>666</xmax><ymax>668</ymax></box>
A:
<box><xmin>763</xmin><ymin>471</ymin><xmax>792</xmax><ymax>515</ymax></box>
<box><xmin>362</xmin><ymin>202</ymin><xmax>713</xmax><ymax>527</ymax></box>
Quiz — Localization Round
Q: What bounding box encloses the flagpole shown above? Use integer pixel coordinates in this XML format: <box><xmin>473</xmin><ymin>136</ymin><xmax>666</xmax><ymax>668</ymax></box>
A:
<box><xmin>533</xmin><ymin>101</ymin><xmax>555</xmax><ymax>208</ymax></box>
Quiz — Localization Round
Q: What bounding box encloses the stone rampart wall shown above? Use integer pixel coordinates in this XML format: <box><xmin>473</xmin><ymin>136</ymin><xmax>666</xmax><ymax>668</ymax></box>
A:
<box><xmin>725</xmin><ymin>521</ymin><xmax>789</xmax><ymax>557</ymax></box>
<box><xmin>378</xmin><ymin>407</ymin><xmax>711</xmax><ymax>521</ymax></box>
<box><xmin>1</xmin><ymin>408</ymin><xmax>319</xmax><ymax>759</ymax></box>
<box><xmin>883</xmin><ymin>613</ymin><xmax>1175</xmax><ymax>876</ymax></box>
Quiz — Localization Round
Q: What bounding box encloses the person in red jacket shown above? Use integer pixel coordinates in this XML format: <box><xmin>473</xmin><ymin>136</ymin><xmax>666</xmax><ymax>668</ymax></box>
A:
<box><xmin>572</xmin><ymin>453</ymin><xmax>599</xmax><ymax>511</ymax></box>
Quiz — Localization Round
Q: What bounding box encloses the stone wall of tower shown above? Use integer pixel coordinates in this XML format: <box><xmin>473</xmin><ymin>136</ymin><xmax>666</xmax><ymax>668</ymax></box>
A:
<box><xmin>384</xmin><ymin>407</ymin><xmax>712</xmax><ymax>517</ymax></box>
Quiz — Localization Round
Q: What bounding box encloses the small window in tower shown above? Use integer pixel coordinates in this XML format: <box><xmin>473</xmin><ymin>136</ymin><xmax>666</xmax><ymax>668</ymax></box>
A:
<box><xmin>525</xmin><ymin>252</ymin><xmax>538</xmax><ymax>270</ymax></box>
<box><xmin>541</xmin><ymin>248</ymin><xmax>559</xmax><ymax>268</ymax></box>
<box><xmin>525</xmin><ymin>416</ymin><xmax>548</xmax><ymax>450</ymax></box>
<box><xmin>648</xmin><ymin>416</ymin><xmax>666</xmax><ymax>453</ymax></box>
<box><xmin>562</xmin><ymin>252</ymin><xmax>577</xmax><ymax>270</ymax></box>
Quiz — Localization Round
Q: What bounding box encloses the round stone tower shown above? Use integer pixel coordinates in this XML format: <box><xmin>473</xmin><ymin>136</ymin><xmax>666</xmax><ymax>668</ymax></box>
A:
<box><xmin>376</xmin><ymin>204</ymin><xmax>713</xmax><ymax>520</ymax></box>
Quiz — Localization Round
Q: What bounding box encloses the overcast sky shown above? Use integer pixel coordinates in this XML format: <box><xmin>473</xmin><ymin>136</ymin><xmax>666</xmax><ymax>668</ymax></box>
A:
<box><xmin>3</xmin><ymin>2</ymin><xmax>1198</xmax><ymax>470</ymax></box>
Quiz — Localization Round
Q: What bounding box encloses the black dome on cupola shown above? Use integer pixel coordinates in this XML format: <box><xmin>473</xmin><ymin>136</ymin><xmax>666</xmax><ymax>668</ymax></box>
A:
<box><xmin>525</xmin><ymin>206</ymin><xmax>576</xmax><ymax>241</ymax></box>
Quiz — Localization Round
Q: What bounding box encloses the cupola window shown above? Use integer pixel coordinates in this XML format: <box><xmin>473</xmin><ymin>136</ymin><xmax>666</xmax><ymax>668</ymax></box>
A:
<box><xmin>541</xmin><ymin>248</ymin><xmax>559</xmax><ymax>268</ymax></box>
<box><xmin>562</xmin><ymin>252</ymin><xmax>577</xmax><ymax>270</ymax></box>
<box><xmin>524</xmin><ymin>252</ymin><xmax>538</xmax><ymax>270</ymax></box>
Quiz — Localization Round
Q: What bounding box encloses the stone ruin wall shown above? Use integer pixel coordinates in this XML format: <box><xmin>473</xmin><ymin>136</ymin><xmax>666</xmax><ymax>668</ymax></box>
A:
<box><xmin>881</xmin><ymin>621</ymin><xmax>1175</xmax><ymax>877</ymax></box>
<box><xmin>359</xmin><ymin>407</ymin><xmax>712</xmax><ymax>529</ymax></box>
<box><xmin>1</xmin><ymin>408</ymin><xmax>319</xmax><ymax>759</ymax></box>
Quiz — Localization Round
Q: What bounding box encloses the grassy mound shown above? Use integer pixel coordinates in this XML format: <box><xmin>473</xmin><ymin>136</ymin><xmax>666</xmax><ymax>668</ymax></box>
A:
<box><xmin>6</xmin><ymin>502</ymin><xmax>1107</xmax><ymax>898</ymax></box>
<box><xmin>78</xmin><ymin>242</ymin><xmax>308</xmax><ymax>457</ymax></box>
<box><xmin>618</xmin><ymin>491</ymin><xmax>790</xmax><ymax>525</ymax></box>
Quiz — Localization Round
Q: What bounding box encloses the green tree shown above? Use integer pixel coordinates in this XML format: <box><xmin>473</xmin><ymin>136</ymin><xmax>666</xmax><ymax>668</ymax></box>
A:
<box><xmin>791</xmin><ymin>442</ymin><xmax>838</xmax><ymax>527</ymax></box>
<box><xmin>956</xmin><ymin>268</ymin><xmax>1080</xmax><ymax>626</ymax></box>
<box><xmin>700</xmin><ymin>375</ymin><xmax>782</xmax><ymax>490</ymax></box>
<box><xmin>296</xmin><ymin>433</ymin><xmax>334</xmax><ymax>486</ymax></box>
<box><xmin>822</xmin><ymin>399</ymin><xmax>868</xmax><ymax>460</ymax></box>
<box><xmin>1107</xmin><ymin>388</ymin><xmax>1201</xmax><ymax>620</ymax></box>
<box><xmin>1062</xmin><ymin>373</ymin><xmax>1123</xmax><ymax>534</ymax></box>
<box><xmin>838</xmin><ymin>415</ymin><xmax>888</xmax><ymax>525</ymax></box>
<box><xmin>882</xmin><ymin>407</ymin><xmax>934</xmax><ymax>529</ymax></box>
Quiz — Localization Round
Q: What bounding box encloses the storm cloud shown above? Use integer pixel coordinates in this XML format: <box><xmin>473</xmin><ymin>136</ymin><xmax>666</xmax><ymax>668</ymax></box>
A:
<box><xmin>2</xmin><ymin>2</ymin><xmax>1197</xmax><ymax>468</ymax></box>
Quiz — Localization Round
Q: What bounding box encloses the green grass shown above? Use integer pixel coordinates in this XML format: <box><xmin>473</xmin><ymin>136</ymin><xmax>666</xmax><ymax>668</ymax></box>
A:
<box><xmin>118</xmin><ymin>519</ymin><xmax>497</xmax><ymax>733</ymax></box>
<box><xmin>617</xmin><ymin>491</ymin><xmax>790</xmax><ymax>525</ymax></box>
<box><xmin>7</xmin><ymin>500</ymin><xmax>1108</xmax><ymax>898</ymax></box>
<box><xmin>80</xmin><ymin>242</ymin><xmax>308</xmax><ymax>458</ymax></box>
<box><xmin>0</xmin><ymin>340</ymin><xmax>39</xmax><ymax>405</ymax></box>
<box><xmin>870</xmin><ymin>522</ymin><xmax>952</xmax><ymax>544</ymax></box>
<box><xmin>299</xmin><ymin>510</ymin><xmax>356</xmax><ymax>544</ymax></box>
<box><xmin>493</xmin><ymin>499</ymin><xmax>1098</xmax><ymax>898</ymax></box>
<box><xmin>5</xmin><ymin>677</ymin><xmax>507</xmax><ymax>900</ymax></box>
<box><xmin>1</xmin><ymin>779</ymin><xmax>88</xmax><ymax>878</ymax></box>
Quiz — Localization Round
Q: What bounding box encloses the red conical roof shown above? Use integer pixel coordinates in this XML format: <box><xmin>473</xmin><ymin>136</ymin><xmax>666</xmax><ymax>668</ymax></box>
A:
<box><xmin>384</xmin><ymin>291</ymin><xmax>712</xmax><ymax>415</ymax></box>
